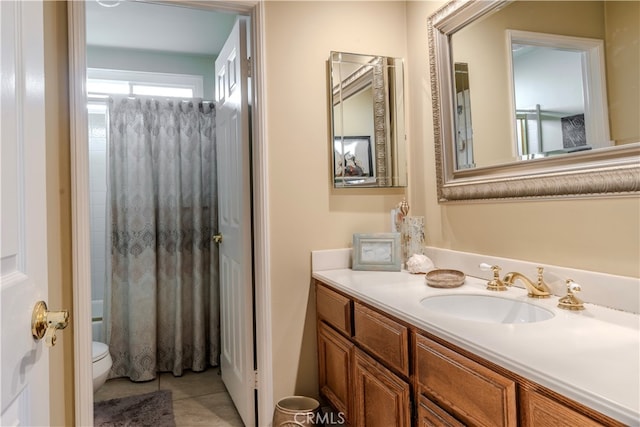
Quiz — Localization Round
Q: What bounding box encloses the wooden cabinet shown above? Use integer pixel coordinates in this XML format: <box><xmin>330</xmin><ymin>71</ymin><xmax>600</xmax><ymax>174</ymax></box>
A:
<box><xmin>316</xmin><ymin>283</ymin><xmax>410</xmax><ymax>426</ymax></box>
<box><xmin>415</xmin><ymin>334</ymin><xmax>517</xmax><ymax>427</ymax></box>
<box><xmin>317</xmin><ymin>321</ymin><xmax>354</xmax><ymax>422</ymax></box>
<box><xmin>353</xmin><ymin>349</ymin><xmax>411</xmax><ymax>427</ymax></box>
<box><xmin>315</xmin><ymin>281</ymin><xmax>623</xmax><ymax>427</ymax></box>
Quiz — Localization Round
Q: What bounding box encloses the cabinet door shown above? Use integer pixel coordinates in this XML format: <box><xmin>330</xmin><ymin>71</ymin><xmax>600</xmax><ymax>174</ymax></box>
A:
<box><xmin>318</xmin><ymin>321</ymin><xmax>353</xmax><ymax>422</ymax></box>
<box><xmin>520</xmin><ymin>388</ymin><xmax>609</xmax><ymax>427</ymax></box>
<box><xmin>353</xmin><ymin>348</ymin><xmax>411</xmax><ymax>427</ymax></box>
<box><xmin>418</xmin><ymin>395</ymin><xmax>465</xmax><ymax>427</ymax></box>
<box><xmin>415</xmin><ymin>334</ymin><xmax>517</xmax><ymax>427</ymax></box>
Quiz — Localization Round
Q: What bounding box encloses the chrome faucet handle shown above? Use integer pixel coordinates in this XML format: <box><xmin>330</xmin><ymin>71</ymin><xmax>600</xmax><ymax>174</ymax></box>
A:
<box><xmin>479</xmin><ymin>263</ymin><xmax>509</xmax><ymax>291</ymax></box>
<box><xmin>558</xmin><ymin>279</ymin><xmax>585</xmax><ymax>311</ymax></box>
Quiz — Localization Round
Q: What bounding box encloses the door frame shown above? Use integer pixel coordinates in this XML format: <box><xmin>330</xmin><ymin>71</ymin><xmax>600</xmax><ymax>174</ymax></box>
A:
<box><xmin>67</xmin><ymin>2</ymin><xmax>273</xmax><ymax>425</ymax></box>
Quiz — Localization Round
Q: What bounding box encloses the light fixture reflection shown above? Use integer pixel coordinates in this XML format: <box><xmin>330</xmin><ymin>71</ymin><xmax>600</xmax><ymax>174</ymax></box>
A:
<box><xmin>96</xmin><ymin>0</ymin><xmax>122</xmax><ymax>8</ymax></box>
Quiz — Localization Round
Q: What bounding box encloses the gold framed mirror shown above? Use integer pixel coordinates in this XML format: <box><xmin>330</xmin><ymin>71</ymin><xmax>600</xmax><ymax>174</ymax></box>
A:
<box><xmin>428</xmin><ymin>0</ymin><xmax>639</xmax><ymax>201</ymax></box>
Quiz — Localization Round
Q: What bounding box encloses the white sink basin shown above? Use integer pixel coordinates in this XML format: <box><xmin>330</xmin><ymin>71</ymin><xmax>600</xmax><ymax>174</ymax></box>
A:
<box><xmin>419</xmin><ymin>294</ymin><xmax>554</xmax><ymax>324</ymax></box>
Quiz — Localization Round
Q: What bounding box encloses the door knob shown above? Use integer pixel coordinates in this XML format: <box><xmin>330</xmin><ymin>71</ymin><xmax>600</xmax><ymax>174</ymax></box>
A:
<box><xmin>32</xmin><ymin>301</ymin><xmax>69</xmax><ymax>347</ymax></box>
<box><xmin>212</xmin><ymin>233</ymin><xmax>223</xmax><ymax>244</ymax></box>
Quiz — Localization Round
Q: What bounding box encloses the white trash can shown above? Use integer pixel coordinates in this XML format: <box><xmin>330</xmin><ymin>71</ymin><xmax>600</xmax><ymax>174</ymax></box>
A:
<box><xmin>273</xmin><ymin>396</ymin><xmax>321</xmax><ymax>427</ymax></box>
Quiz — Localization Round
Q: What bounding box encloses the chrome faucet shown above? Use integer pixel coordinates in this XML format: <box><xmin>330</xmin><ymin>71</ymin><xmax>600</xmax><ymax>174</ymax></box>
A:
<box><xmin>503</xmin><ymin>267</ymin><xmax>551</xmax><ymax>298</ymax></box>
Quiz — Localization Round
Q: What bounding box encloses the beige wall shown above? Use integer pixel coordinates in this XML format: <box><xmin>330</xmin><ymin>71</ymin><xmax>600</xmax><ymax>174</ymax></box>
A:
<box><xmin>406</xmin><ymin>0</ymin><xmax>639</xmax><ymax>276</ymax></box>
<box><xmin>43</xmin><ymin>1</ymin><xmax>74</xmax><ymax>425</ymax></box>
<box><xmin>43</xmin><ymin>0</ymin><xmax>639</xmax><ymax>422</ymax></box>
<box><xmin>605</xmin><ymin>1</ymin><xmax>640</xmax><ymax>145</ymax></box>
<box><xmin>264</xmin><ymin>1</ymin><xmax>408</xmax><ymax>402</ymax></box>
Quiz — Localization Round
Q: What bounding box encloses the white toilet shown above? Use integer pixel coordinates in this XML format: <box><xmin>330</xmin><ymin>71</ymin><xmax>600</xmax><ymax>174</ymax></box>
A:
<box><xmin>92</xmin><ymin>341</ymin><xmax>113</xmax><ymax>392</ymax></box>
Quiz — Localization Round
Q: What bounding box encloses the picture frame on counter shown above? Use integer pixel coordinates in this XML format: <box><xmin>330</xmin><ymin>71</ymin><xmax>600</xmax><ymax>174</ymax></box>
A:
<box><xmin>352</xmin><ymin>232</ymin><xmax>401</xmax><ymax>272</ymax></box>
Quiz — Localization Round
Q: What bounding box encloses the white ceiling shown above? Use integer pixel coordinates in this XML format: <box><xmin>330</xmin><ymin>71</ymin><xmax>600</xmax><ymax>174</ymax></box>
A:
<box><xmin>85</xmin><ymin>1</ymin><xmax>237</xmax><ymax>56</ymax></box>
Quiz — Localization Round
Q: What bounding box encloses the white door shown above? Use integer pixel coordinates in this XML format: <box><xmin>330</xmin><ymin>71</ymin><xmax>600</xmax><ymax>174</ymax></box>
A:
<box><xmin>1</xmin><ymin>1</ymin><xmax>61</xmax><ymax>425</ymax></box>
<box><xmin>215</xmin><ymin>18</ymin><xmax>255</xmax><ymax>426</ymax></box>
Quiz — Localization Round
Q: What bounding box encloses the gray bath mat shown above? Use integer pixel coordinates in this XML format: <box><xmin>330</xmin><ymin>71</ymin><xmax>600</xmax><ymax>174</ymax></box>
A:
<box><xmin>94</xmin><ymin>390</ymin><xmax>176</xmax><ymax>427</ymax></box>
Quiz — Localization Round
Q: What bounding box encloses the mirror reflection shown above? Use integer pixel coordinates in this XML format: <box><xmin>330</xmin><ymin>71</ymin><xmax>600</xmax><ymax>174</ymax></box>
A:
<box><xmin>512</xmin><ymin>42</ymin><xmax>591</xmax><ymax>159</ymax></box>
<box><xmin>450</xmin><ymin>0</ymin><xmax>639</xmax><ymax>171</ymax></box>
<box><xmin>330</xmin><ymin>51</ymin><xmax>407</xmax><ymax>187</ymax></box>
<box><xmin>510</xmin><ymin>31</ymin><xmax>608</xmax><ymax>161</ymax></box>
<box><xmin>429</xmin><ymin>0</ymin><xmax>639</xmax><ymax>201</ymax></box>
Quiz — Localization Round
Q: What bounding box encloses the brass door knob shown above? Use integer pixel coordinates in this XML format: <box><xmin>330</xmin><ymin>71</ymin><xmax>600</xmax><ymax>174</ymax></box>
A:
<box><xmin>212</xmin><ymin>233</ymin><xmax>223</xmax><ymax>244</ymax></box>
<box><xmin>32</xmin><ymin>301</ymin><xmax>69</xmax><ymax>347</ymax></box>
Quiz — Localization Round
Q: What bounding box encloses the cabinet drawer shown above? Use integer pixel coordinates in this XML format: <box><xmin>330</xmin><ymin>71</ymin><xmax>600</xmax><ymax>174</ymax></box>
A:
<box><xmin>416</xmin><ymin>334</ymin><xmax>517</xmax><ymax>427</ymax></box>
<box><xmin>316</xmin><ymin>284</ymin><xmax>352</xmax><ymax>336</ymax></box>
<box><xmin>418</xmin><ymin>395</ymin><xmax>465</xmax><ymax>427</ymax></box>
<box><xmin>520</xmin><ymin>388</ymin><xmax>608</xmax><ymax>427</ymax></box>
<box><xmin>354</xmin><ymin>302</ymin><xmax>409</xmax><ymax>376</ymax></box>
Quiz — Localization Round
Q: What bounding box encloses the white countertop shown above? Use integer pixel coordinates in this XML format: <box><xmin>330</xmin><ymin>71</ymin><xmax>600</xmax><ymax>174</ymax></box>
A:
<box><xmin>312</xmin><ymin>268</ymin><xmax>640</xmax><ymax>425</ymax></box>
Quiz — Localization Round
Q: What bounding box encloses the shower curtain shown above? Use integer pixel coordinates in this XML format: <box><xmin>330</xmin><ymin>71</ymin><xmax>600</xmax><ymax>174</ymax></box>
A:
<box><xmin>104</xmin><ymin>96</ymin><xmax>219</xmax><ymax>381</ymax></box>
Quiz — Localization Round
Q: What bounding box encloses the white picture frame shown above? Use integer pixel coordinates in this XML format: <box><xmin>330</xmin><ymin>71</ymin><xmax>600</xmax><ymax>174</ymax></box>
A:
<box><xmin>352</xmin><ymin>233</ymin><xmax>401</xmax><ymax>272</ymax></box>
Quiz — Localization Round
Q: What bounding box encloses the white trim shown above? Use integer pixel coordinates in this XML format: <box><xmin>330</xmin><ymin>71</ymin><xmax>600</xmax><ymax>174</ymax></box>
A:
<box><xmin>68</xmin><ymin>2</ymin><xmax>94</xmax><ymax>426</ymax></box>
<box><xmin>250</xmin><ymin>3</ymin><xmax>274</xmax><ymax>425</ymax></box>
<box><xmin>69</xmin><ymin>1</ymin><xmax>272</xmax><ymax>426</ymax></box>
<box><xmin>147</xmin><ymin>0</ymin><xmax>258</xmax><ymax>14</ymax></box>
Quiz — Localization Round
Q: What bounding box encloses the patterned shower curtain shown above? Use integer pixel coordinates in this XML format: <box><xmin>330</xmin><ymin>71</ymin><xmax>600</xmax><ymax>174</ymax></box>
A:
<box><xmin>104</xmin><ymin>96</ymin><xmax>219</xmax><ymax>381</ymax></box>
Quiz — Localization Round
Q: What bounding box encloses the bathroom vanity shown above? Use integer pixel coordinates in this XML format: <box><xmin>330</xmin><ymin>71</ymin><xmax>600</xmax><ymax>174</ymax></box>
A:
<box><xmin>313</xmin><ymin>259</ymin><xmax>639</xmax><ymax>426</ymax></box>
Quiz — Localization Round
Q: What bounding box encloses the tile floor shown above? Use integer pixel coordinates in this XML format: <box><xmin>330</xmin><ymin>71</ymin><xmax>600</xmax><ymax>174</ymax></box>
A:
<box><xmin>94</xmin><ymin>368</ymin><xmax>244</xmax><ymax>426</ymax></box>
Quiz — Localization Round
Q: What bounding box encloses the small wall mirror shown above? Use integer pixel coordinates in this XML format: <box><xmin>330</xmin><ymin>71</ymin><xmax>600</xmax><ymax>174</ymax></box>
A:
<box><xmin>429</xmin><ymin>0</ymin><xmax>639</xmax><ymax>201</ymax></box>
<box><xmin>330</xmin><ymin>51</ymin><xmax>407</xmax><ymax>188</ymax></box>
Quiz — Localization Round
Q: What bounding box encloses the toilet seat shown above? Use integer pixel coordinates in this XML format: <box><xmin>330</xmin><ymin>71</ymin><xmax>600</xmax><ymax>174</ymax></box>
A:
<box><xmin>92</xmin><ymin>341</ymin><xmax>109</xmax><ymax>363</ymax></box>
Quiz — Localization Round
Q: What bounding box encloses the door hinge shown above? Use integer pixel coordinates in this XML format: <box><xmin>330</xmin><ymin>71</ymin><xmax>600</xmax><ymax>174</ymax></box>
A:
<box><xmin>253</xmin><ymin>369</ymin><xmax>259</xmax><ymax>388</ymax></box>
<box><xmin>246</xmin><ymin>57</ymin><xmax>253</xmax><ymax>78</ymax></box>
